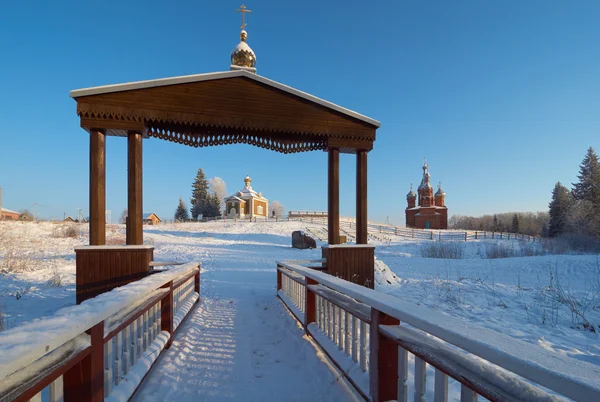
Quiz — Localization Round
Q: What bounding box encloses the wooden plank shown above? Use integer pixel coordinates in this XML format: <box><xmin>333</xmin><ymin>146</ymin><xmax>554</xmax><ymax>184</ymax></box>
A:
<box><xmin>89</xmin><ymin>130</ymin><xmax>105</xmax><ymax>245</ymax></box>
<box><xmin>379</xmin><ymin>325</ymin><xmax>534</xmax><ymax>402</ymax></box>
<box><xmin>328</xmin><ymin>148</ymin><xmax>340</xmax><ymax>244</ymax></box>
<box><xmin>127</xmin><ymin>132</ymin><xmax>143</xmax><ymax>245</ymax></box>
<box><xmin>5</xmin><ymin>345</ymin><xmax>91</xmax><ymax>402</ymax></box>
<box><xmin>277</xmin><ymin>266</ymin><xmax>307</xmax><ymax>286</ymax></box>
<box><xmin>356</xmin><ymin>150</ymin><xmax>368</xmax><ymax>244</ymax></box>
<box><xmin>63</xmin><ymin>322</ymin><xmax>104</xmax><ymax>402</ymax></box>
<box><xmin>307</xmin><ymin>284</ymin><xmax>371</xmax><ymax>323</ymax></box>
<box><xmin>75</xmin><ymin>77</ymin><xmax>377</xmax><ymax>141</ymax></box>
<box><xmin>160</xmin><ymin>281</ymin><xmax>174</xmax><ymax>348</ymax></box>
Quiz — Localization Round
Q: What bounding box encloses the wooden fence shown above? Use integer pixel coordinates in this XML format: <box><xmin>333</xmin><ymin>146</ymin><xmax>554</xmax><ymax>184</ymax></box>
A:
<box><xmin>276</xmin><ymin>260</ymin><xmax>600</xmax><ymax>402</ymax></box>
<box><xmin>291</xmin><ymin>216</ymin><xmax>540</xmax><ymax>243</ymax></box>
<box><xmin>0</xmin><ymin>263</ymin><xmax>200</xmax><ymax>402</ymax></box>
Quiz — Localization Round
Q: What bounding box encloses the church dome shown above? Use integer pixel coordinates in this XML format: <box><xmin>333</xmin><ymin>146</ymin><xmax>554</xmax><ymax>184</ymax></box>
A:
<box><xmin>407</xmin><ymin>184</ymin><xmax>416</xmax><ymax>199</ymax></box>
<box><xmin>231</xmin><ymin>30</ymin><xmax>256</xmax><ymax>69</ymax></box>
<box><xmin>435</xmin><ymin>188</ymin><xmax>445</xmax><ymax>197</ymax></box>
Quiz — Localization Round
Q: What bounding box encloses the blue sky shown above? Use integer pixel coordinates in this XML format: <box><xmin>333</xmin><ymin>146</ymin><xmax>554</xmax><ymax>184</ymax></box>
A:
<box><xmin>0</xmin><ymin>0</ymin><xmax>598</xmax><ymax>224</ymax></box>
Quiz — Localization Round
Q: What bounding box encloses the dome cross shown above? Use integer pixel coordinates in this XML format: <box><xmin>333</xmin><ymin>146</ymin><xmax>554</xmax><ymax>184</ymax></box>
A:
<box><xmin>236</xmin><ymin>4</ymin><xmax>252</xmax><ymax>30</ymax></box>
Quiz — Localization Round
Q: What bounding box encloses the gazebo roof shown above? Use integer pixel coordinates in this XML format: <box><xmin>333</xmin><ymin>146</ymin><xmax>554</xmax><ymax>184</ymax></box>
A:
<box><xmin>70</xmin><ymin>70</ymin><xmax>380</xmax><ymax>154</ymax></box>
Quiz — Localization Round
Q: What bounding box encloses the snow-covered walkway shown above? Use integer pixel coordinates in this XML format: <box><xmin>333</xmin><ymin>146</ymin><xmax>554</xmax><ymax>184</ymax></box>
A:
<box><xmin>132</xmin><ymin>225</ymin><xmax>355</xmax><ymax>402</ymax></box>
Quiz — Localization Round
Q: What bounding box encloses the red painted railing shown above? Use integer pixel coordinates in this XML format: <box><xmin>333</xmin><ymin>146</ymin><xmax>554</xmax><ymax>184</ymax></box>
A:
<box><xmin>0</xmin><ymin>263</ymin><xmax>200</xmax><ymax>402</ymax></box>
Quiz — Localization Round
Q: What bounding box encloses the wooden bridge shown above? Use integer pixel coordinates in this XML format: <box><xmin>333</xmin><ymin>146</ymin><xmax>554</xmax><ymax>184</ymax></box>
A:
<box><xmin>3</xmin><ymin>258</ymin><xmax>600</xmax><ymax>401</ymax></box>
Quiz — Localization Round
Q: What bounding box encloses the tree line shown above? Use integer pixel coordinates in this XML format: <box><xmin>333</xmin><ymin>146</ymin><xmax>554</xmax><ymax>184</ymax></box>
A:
<box><xmin>175</xmin><ymin>168</ymin><xmax>226</xmax><ymax>221</ymax></box>
<box><xmin>449</xmin><ymin>147</ymin><xmax>600</xmax><ymax>240</ymax></box>
<box><xmin>449</xmin><ymin>211</ymin><xmax>549</xmax><ymax>236</ymax></box>
<box><xmin>548</xmin><ymin>147</ymin><xmax>600</xmax><ymax>239</ymax></box>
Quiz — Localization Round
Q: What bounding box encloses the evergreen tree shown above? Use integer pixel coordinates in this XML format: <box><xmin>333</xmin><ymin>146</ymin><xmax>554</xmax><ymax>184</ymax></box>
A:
<box><xmin>211</xmin><ymin>193</ymin><xmax>222</xmax><ymax>217</ymax></box>
<box><xmin>175</xmin><ymin>198</ymin><xmax>189</xmax><ymax>221</ymax></box>
<box><xmin>572</xmin><ymin>147</ymin><xmax>600</xmax><ymax>205</ymax></box>
<box><xmin>541</xmin><ymin>223</ymin><xmax>549</xmax><ymax>238</ymax></box>
<box><xmin>548</xmin><ymin>182</ymin><xmax>572</xmax><ymax>237</ymax></box>
<box><xmin>191</xmin><ymin>200</ymin><xmax>205</xmax><ymax>220</ymax></box>
<box><xmin>511</xmin><ymin>214</ymin><xmax>520</xmax><ymax>233</ymax></box>
<box><xmin>190</xmin><ymin>168</ymin><xmax>209</xmax><ymax>219</ymax></box>
<box><xmin>492</xmin><ymin>214</ymin><xmax>500</xmax><ymax>232</ymax></box>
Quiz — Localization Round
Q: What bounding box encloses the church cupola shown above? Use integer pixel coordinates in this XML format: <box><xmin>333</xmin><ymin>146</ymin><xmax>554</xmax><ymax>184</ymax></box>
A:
<box><xmin>230</xmin><ymin>5</ymin><xmax>257</xmax><ymax>73</ymax></box>
<box><xmin>418</xmin><ymin>159</ymin><xmax>433</xmax><ymax>207</ymax></box>
<box><xmin>244</xmin><ymin>175</ymin><xmax>252</xmax><ymax>189</ymax></box>
<box><xmin>406</xmin><ymin>184</ymin><xmax>416</xmax><ymax>208</ymax></box>
<box><xmin>435</xmin><ymin>182</ymin><xmax>446</xmax><ymax>207</ymax></box>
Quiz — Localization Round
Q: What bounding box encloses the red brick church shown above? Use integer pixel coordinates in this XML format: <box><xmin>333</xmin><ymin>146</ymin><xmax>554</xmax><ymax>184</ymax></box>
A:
<box><xmin>406</xmin><ymin>160</ymin><xmax>448</xmax><ymax>229</ymax></box>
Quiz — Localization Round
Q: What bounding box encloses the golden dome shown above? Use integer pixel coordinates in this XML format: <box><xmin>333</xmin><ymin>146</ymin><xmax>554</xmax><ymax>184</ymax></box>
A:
<box><xmin>231</xmin><ymin>30</ymin><xmax>256</xmax><ymax>70</ymax></box>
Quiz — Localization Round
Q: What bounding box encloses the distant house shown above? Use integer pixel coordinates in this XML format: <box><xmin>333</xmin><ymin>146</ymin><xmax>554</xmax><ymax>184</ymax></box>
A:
<box><xmin>1</xmin><ymin>208</ymin><xmax>20</xmax><ymax>221</ymax></box>
<box><xmin>63</xmin><ymin>216</ymin><xmax>77</xmax><ymax>223</ymax></box>
<box><xmin>0</xmin><ymin>188</ymin><xmax>20</xmax><ymax>220</ymax></box>
<box><xmin>143</xmin><ymin>213</ymin><xmax>161</xmax><ymax>225</ymax></box>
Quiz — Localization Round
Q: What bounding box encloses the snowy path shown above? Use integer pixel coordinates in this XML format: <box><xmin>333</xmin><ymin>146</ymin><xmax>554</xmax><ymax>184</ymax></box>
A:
<box><xmin>132</xmin><ymin>224</ymin><xmax>355</xmax><ymax>402</ymax></box>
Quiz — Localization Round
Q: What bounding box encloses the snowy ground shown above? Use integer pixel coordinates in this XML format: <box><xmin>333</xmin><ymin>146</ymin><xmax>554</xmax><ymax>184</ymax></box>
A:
<box><xmin>1</xmin><ymin>220</ymin><xmax>600</xmax><ymax>398</ymax></box>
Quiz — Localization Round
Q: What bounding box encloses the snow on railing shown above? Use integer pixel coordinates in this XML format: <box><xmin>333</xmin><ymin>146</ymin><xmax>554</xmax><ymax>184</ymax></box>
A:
<box><xmin>276</xmin><ymin>260</ymin><xmax>600</xmax><ymax>402</ymax></box>
<box><xmin>0</xmin><ymin>262</ymin><xmax>200</xmax><ymax>402</ymax></box>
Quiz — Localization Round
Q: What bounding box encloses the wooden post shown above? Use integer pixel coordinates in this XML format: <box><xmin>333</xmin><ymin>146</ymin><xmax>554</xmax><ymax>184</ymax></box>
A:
<box><xmin>161</xmin><ymin>281</ymin><xmax>174</xmax><ymax>348</ymax></box>
<box><xmin>194</xmin><ymin>270</ymin><xmax>200</xmax><ymax>298</ymax></box>
<box><xmin>356</xmin><ymin>150</ymin><xmax>369</xmax><ymax>244</ymax></box>
<box><xmin>127</xmin><ymin>132</ymin><xmax>143</xmax><ymax>245</ymax></box>
<box><xmin>369</xmin><ymin>309</ymin><xmax>400</xmax><ymax>402</ymax></box>
<box><xmin>277</xmin><ymin>266</ymin><xmax>282</xmax><ymax>291</ymax></box>
<box><xmin>328</xmin><ymin>148</ymin><xmax>340</xmax><ymax>244</ymax></box>
<box><xmin>64</xmin><ymin>321</ymin><xmax>104</xmax><ymax>402</ymax></box>
<box><xmin>89</xmin><ymin>130</ymin><xmax>106</xmax><ymax>245</ymax></box>
<box><xmin>304</xmin><ymin>278</ymin><xmax>318</xmax><ymax>328</ymax></box>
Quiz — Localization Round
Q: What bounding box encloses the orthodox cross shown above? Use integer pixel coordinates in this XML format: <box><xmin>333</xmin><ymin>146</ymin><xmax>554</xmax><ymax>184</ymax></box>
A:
<box><xmin>236</xmin><ymin>4</ymin><xmax>252</xmax><ymax>29</ymax></box>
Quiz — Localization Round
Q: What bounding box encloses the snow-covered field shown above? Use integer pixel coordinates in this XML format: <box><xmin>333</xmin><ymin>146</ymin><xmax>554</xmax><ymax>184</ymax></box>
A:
<box><xmin>1</xmin><ymin>220</ymin><xmax>599</xmax><ymax>393</ymax></box>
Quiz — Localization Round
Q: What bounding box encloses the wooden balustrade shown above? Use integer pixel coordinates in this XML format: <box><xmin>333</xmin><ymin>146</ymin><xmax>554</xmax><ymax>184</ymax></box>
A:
<box><xmin>276</xmin><ymin>260</ymin><xmax>600</xmax><ymax>402</ymax></box>
<box><xmin>0</xmin><ymin>263</ymin><xmax>200</xmax><ymax>402</ymax></box>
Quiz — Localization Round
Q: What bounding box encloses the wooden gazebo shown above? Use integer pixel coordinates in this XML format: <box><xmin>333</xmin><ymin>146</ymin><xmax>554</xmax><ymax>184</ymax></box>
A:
<box><xmin>71</xmin><ymin>69</ymin><xmax>380</xmax><ymax>302</ymax></box>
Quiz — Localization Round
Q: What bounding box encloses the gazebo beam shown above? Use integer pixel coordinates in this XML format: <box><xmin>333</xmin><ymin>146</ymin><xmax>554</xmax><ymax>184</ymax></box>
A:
<box><xmin>127</xmin><ymin>132</ymin><xmax>143</xmax><ymax>245</ymax></box>
<box><xmin>328</xmin><ymin>148</ymin><xmax>340</xmax><ymax>244</ymax></box>
<box><xmin>356</xmin><ymin>150</ymin><xmax>368</xmax><ymax>244</ymax></box>
<box><xmin>89</xmin><ymin>129</ymin><xmax>106</xmax><ymax>245</ymax></box>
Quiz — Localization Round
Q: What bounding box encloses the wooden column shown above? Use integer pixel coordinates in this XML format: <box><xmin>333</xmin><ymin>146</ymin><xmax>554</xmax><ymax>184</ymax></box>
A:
<box><xmin>328</xmin><ymin>148</ymin><xmax>340</xmax><ymax>244</ymax></box>
<box><xmin>89</xmin><ymin>130</ymin><xmax>106</xmax><ymax>245</ymax></box>
<box><xmin>127</xmin><ymin>132</ymin><xmax>143</xmax><ymax>245</ymax></box>
<box><xmin>356</xmin><ymin>150</ymin><xmax>368</xmax><ymax>244</ymax></box>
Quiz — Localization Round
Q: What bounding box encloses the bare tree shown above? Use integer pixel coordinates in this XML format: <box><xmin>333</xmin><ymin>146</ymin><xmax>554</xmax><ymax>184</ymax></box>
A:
<box><xmin>269</xmin><ymin>201</ymin><xmax>286</xmax><ymax>218</ymax></box>
<box><xmin>120</xmin><ymin>208</ymin><xmax>128</xmax><ymax>224</ymax></box>
<box><xmin>209</xmin><ymin>177</ymin><xmax>227</xmax><ymax>211</ymax></box>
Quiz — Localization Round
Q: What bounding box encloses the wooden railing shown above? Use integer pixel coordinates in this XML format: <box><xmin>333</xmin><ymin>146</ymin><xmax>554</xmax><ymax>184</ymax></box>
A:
<box><xmin>292</xmin><ymin>216</ymin><xmax>540</xmax><ymax>243</ymax></box>
<box><xmin>276</xmin><ymin>260</ymin><xmax>600</xmax><ymax>402</ymax></box>
<box><xmin>0</xmin><ymin>262</ymin><xmax>200</xmax><ymax>402</ymax></box>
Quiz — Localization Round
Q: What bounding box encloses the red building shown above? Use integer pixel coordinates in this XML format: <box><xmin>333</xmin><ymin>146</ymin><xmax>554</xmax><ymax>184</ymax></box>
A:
<box><xmin>405</xmin><ymin>161</ymin><xmax>448</xmax><ymax>229</ymax></box>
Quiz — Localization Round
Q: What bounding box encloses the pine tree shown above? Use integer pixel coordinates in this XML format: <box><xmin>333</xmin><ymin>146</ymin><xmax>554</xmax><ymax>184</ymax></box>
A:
<box><xmin>191</xmin><ymin>168</ymin><xmax>209</xmax><ymax>219</ymax></box>
<box><xmin>572</xmin><ymin>147</ymin><xmax>600</xmax><ymax>206</ymax></box>
<box><xmin>211</xmin><ymin>193</ymin><xmax>222</xmax><ymax>217</ymax></box>
<box><xmin>511</xmin><ymin>214</ymin><xmax>520</xmax><ymax>233</ymax></box>
<box><xmin>492</xmin><ymin>214</ymin><xmax>500</xmax><ymax>232</ymax></box>
<box><xmin>175</xmin><ymin>198</ymin><xmax>189</xmax><ymax>221</ymax></box>
<box><xmin>548</xmin><ymin>182</ymin><xmax>572</xmax><ymax>237</ymax></box>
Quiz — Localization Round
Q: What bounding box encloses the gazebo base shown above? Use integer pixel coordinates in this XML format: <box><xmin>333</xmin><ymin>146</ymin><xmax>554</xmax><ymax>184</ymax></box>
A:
<box><xmin>75</xmin><ymin>245</ymin><xmax>154</xmax><ymax>304</ymax></box>
<box><xmin>322</xmin><ymin>244</ymin><xmax>375</xmax><ymax>289</ymax></box>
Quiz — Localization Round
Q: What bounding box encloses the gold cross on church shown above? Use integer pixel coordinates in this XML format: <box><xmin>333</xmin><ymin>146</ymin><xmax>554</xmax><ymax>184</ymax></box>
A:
<box><xmin>236</xmin><ymin>4</ymin><xmax>252</xmax><ymax>29</ymax></box>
